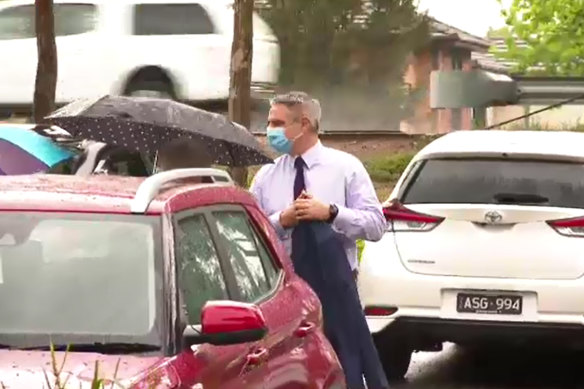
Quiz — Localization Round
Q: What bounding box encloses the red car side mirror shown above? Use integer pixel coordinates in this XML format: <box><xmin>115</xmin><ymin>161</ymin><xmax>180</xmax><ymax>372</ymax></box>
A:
<box><xmin>183</xmin><ymin>301</ymin><xmax>268</xmax><ymax>347</ymax></box>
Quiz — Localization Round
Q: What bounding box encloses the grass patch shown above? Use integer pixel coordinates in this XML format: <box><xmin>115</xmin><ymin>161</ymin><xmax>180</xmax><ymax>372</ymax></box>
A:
<box><xmin>373</xmin><ymin>182</ymin><xmax>395</xmax><ymax>203</ymax></box>
<box><xmin>503</xmin><ymin>121</ymin><xmax>584</xmax><ymax>132</ymax></box>
<box><xmin>364</xmin><ymin>152</ymin><xmax>416</xmax><ymax>200</ymax></box>
<box><xmin>363</xmin><ymin>152</ymin><xmax>415</xmax><ymax>184</ymax></box>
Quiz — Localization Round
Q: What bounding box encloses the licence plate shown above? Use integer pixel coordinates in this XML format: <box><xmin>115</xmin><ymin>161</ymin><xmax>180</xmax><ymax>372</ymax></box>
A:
<box><xmin>456</xmin><ymin>293</ymin><xmax>522</xmax><ymax>315</ymax></box>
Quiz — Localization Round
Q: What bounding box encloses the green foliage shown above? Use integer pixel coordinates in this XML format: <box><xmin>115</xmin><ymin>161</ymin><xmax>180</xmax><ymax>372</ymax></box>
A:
<box><xmin>259</xmin><ymin>0</ymin><xmax>430</xmax><ymax>127</ymax></box>
<box><xmin>357</xmin><ymin>238</ymin><xmax>365</xmax><ymax>264</ymax></box>
<box><xmin>487</xmin><ymin>26</ymin><xmax>511</xmax><ymax>39</ymax></box>
<box><xmin>504</xmin><ymin>120</ymin><xmax>584</xmax><ymax>132</ymax></box>
<box><xmin>363</xmin><ymin>152</ymin><xmax>415</xmax><ymax>183</ymax></box>
<box><xmin>494</xmin><ymin>0</ymin><xmax>584</xmax><ymax>75</ymax></box>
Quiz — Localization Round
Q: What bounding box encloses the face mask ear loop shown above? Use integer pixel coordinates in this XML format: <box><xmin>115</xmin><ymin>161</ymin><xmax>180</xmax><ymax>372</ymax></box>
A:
<box><xmin>292</xmin><ymin>131</ymin><xmax>304</xmax><ymax>142</ymax></box>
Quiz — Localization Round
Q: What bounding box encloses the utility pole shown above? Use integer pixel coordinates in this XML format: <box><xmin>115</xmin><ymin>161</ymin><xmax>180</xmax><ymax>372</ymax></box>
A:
<box><xmin>228</xmin><ymin>0</ymin><xmax>253</xmax><ymax>187</ymax></box>
<box><xmin>33</xmin><ymin>0</ymin><xmax>58</xmax><ymax>122</ymax></box>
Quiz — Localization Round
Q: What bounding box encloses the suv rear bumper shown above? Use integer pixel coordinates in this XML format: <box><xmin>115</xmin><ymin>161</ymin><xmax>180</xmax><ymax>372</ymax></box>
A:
<box><xmin>359</xmin><ymin>235</ymin><xmax>584</xmax><ymax>337</ymax></box>
<box><xmin>371</xmin><ymin>316</ymin><xmax>584</xmax><ymax>348</ymax></box>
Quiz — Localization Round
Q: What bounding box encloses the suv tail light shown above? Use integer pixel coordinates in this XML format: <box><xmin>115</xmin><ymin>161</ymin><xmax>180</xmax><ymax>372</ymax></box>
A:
<box><xmin>364</xmin><ymin>306</ymin><xmax>398</xmax><ymax>316</ymax></box>
<box><xmin>383</xmin><ymin>200</ymin><xmax>444</xmax><ymax>232</ymax></box>
<box><xmin>547</xmin><ymin>216</ymin><xmax>584</xmax><ymax>237</ymax></box>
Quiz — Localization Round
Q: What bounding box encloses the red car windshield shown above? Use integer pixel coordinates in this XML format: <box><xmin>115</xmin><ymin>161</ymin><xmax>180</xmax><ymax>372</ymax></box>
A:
<box><xmin>0</xmin><ymin>212</ymin><xmax>163</xmax><ymax>349</ymax></box>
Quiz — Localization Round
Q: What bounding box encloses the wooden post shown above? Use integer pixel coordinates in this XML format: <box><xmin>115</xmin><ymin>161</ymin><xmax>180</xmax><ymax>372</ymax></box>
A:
<box><xmin>33</xmin><ymin>0</ymin><xmax>57</xmax><ymax>122</ymax></box>
<box><xmin>228</xmin><ymin>0</ymin><xmax>253</xmax><ymax>187</ymax></box>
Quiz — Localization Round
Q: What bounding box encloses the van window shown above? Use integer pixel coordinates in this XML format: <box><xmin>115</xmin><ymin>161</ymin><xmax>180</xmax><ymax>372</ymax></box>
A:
<box><xmin>133</xmin><ymin>3</ymin><xmax>215</xmax><ymax>35</ymax></box>
<box><xmin>0</xmin><ymin>4</ymin><xmax>98</xmax><ymax>40</ymax></box>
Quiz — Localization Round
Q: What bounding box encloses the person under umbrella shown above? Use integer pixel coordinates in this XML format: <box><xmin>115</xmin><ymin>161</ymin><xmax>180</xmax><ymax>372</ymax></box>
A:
<box><xmin>153</xmin><ymin>139</ymin><xmax>215</xmax><ymax>184</ymax></box>
<box><xmin>154</xmin><ymin>138</ymin><xmax>214</xmax><ymax>172</ymax></box>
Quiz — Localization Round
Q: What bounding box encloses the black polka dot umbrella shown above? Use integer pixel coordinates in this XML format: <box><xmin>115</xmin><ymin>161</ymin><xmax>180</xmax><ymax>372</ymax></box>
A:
<box><xmin>44</xmin><ymin>95</ymin><xmax>273</xmax><ymax>167</ymax></box>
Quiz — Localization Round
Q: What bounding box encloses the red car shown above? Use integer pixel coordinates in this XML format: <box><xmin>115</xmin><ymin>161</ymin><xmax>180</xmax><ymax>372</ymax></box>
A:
<box><xmin>0</xmin><ymin>169</ymin><xmax>345</xmax><ymax>388</ymax></box>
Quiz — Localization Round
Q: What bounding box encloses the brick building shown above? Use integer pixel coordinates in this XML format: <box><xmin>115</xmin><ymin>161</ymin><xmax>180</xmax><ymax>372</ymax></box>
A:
<box><xmin>400</xmin><ymin>19</ymin><xmax>495</xmax><ymax>134</ymax></box>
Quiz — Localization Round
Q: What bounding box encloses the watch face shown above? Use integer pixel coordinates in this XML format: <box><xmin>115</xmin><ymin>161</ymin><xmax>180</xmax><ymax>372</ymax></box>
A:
<box><xmin>329</xmin><ymin>204</ymin><xmax>339</xmax><ymax>220</ymax></box>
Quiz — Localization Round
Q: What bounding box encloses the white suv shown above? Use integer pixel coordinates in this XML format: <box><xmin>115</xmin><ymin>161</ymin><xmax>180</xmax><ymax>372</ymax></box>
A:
<box><xmin>359</xmin><ymin>130</ymin><xmax>584</xmax><ymax>381</ymax></box>
<box><xmin>0</xmin><ymin>0</ymin><xmax>280</xmax><ymax>112</ymax></box>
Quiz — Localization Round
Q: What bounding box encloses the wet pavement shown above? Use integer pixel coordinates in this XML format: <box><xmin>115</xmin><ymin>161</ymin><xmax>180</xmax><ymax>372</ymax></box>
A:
<box><xmin>396</xmin><ymin>343</ymin><xmax>584</xmax><ymax>389</ymax></box>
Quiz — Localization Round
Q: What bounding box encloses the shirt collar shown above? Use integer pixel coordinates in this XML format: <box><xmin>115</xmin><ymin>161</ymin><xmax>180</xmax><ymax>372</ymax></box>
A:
<box><xmin>298</xmin><ymin>140</ymin><xmax>323</xmax><ymax>169</ymax></box>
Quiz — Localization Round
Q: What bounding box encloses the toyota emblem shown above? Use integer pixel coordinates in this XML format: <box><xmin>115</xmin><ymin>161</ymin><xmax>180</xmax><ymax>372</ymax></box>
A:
<box><xmin>484</xmin><ymin>211</ymin><xmax>503</xmax><ymax>224</ymax></box>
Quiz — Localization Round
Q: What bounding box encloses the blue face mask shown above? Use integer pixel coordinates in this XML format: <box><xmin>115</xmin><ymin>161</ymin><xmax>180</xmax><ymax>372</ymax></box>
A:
<box><xmin>267</xmin><ymin>127</ymin><xmax>294</xmax><ymax>154</ymax></box>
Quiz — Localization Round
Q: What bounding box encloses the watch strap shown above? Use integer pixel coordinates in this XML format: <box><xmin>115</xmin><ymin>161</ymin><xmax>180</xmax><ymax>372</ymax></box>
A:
<box><xmin>327</xmin><ymin>204</ymin><xmax>339</xmax><ymax>223</ymax></box>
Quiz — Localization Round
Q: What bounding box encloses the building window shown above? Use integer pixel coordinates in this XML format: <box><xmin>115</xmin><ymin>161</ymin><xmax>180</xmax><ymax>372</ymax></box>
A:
<box><xmin>431</xmin><ymin>48</ymin><xmax>440</xmax><ymax>70</ymax></box>
<box><xmin>451</xmin><ymin>49</ymin><xmax>465</xmax><ymax>70</ymax></box>
<box><xmin>431</xmin><ymin>110</ymin><xmax>438</xmax><ymax>133</ymax></box>
<box><xmin>451</xmin><ymin>108</ymin><xmax>462</xmax><ymax>130</ymax></box>
<box><xmin>472</xmin><ymin>107</ymin><xmax>486</xmax><ymax>128</ymax></box>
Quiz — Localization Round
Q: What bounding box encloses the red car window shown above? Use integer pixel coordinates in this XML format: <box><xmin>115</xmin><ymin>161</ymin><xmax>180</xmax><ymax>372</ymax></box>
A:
<box><xmin>211</xmin><ymin>210</ymin><xmax>273</xmax><ymax>302</ymax></box>
<box><xmin>176</xmin><ymin>213</ymin><xmax>228</xmax><ymax>323</ymax></box>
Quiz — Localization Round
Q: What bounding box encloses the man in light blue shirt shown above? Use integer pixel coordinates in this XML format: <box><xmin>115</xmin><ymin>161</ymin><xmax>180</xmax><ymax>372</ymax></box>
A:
<box><xmin>250</xmin><ymin>91</ymin><xmax>386</xmax><ymax>275</ymax></box>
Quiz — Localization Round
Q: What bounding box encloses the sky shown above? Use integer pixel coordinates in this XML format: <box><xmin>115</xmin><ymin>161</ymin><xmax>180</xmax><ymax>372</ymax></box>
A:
<box><xmin>417</xmin><ymin>0</ymin><xmax>511</xmax><ymax>37</ymax></box>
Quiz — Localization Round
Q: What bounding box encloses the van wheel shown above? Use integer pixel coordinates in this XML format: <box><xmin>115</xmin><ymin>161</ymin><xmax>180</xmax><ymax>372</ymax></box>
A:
<box><xmin>375</xmin><ymin>335</ymin><xmax>413</xmax><ymax>383</ymax></box>
<box><xmin>125</xmin><ymin>80</ymin><xmax>175</xmax><ymax>100</ymax></box>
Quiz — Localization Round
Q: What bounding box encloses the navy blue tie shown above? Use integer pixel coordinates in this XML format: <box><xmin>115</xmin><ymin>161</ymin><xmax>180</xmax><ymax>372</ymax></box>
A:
<box><xmin>292</xmin><ymin>157</ymin><xmax>306</xmax><ymax>268</ymax></box>
<box><xmin>294</xmin><ymin>157</ymin><xmax>306</xmax><ymax>199</ymax></box>
<box><xmin>292</xmin><ymin>157</ymin><xmax>306</xmax><ymax>254</ymax></box>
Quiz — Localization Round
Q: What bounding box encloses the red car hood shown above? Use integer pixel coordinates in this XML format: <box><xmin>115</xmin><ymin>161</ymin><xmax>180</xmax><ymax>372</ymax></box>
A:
<box><xmin>0</xmin><ymin>350</ymin><xmax>164</xmax><ymax>388</ymax></box>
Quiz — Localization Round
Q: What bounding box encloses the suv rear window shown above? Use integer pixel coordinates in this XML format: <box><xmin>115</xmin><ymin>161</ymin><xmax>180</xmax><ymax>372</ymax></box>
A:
<box><xmin>401</xmin><ymin>158</ymin><xmax>584</xmax><ymax>209</ymax></box>
<box><xmin>0</xmin><ymin>3</ymin><xmax>97</xmax><ymax>40</ymax></box>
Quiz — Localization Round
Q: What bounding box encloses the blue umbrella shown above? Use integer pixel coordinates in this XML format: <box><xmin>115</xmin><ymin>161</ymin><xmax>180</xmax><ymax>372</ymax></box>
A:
<box><xmin>0</xmin><ymin>124</ymin><xmax>74</xmax><ymax>174</ymax></box>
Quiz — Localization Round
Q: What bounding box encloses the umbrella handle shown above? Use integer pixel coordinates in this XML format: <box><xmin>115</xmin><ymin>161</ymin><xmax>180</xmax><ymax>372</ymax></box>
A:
<box><xmin>93</xmin><ymin>159</ymin><xmax>109</xmax><ymax>175</ymax></box>
<box><xmin>152</xmin><ymin>150</ymin><xmax>159</xmax><ymax>174</ymax></box>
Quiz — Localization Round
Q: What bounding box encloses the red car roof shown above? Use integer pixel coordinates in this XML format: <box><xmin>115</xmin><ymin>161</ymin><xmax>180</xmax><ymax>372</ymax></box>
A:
<box><xmin>0</xmin><ymin>174</ymin><xmax>258</xmax><ymax>214</ymax></box>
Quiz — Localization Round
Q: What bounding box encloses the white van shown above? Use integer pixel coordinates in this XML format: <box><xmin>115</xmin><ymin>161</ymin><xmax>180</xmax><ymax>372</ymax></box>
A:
<box><xmin>0</xmin><ymin>0</ymin><xmax>280</xmax><ymax>111</ymax></box>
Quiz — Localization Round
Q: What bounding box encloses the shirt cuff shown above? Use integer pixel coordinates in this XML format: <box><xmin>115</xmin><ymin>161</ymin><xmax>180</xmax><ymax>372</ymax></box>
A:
<box><xmin>269</xmin><ymin>211</ymin><xmax>287</xmax><ymax>238</ymax></box>
<box><xmin>331</xmin><ymin>204</ymin><xmax>353</xmax><ymax>233</ymax></box>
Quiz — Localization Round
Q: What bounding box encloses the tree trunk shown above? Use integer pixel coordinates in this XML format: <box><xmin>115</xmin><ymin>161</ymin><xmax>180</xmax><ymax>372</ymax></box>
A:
<box><xmin>33</xmin><ymin>0</ymin><xmax>57</xmax><ymax>122</ymax></box>
<box><xmin>228</xmin><ymin>0</ymin><xmax>253</xmax><ymax>187</ymax></box>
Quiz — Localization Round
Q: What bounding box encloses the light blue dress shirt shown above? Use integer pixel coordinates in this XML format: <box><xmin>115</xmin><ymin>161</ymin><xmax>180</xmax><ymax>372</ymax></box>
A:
<box><xmin>250</xmin><ymin>141</ymin><xmax>387</xmax><ymax>270</ymax></box>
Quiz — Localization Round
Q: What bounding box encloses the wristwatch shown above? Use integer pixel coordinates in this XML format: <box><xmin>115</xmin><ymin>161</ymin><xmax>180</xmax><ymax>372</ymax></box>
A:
<box><xmin>327</xmin><ymin>204</ymin><xmax>339</xmax><ymax>223</ymax></box>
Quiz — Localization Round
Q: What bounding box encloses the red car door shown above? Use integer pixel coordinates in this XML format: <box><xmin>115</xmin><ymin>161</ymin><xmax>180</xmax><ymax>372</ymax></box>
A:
<box><xmin>208</xmin><ymin>205</ymin><xmax>320</xmax><ymax>386</ymax></box>
<box><xmin>171</xmin><ymin>202</ymin><xmax>343</xmax><ymax>388</ymax></box>
<box><xmin>171</xmin><ymin>209</ymin><xmax>268</xmax><ymax>388</ymax></box>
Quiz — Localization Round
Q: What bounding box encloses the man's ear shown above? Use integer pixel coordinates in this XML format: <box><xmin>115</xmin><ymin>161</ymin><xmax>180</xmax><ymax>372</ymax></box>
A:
<box><xmin>301</xmin><ymin>117</ymin><xmax>312</xmax><ymax>132</ymax></box>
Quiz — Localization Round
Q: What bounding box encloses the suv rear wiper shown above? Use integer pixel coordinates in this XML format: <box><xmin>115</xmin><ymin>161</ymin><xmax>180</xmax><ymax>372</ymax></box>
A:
<box><xmin>21</xmin><ymin>342</ymin><xmax>160</xmax><ymax>354</ymax></box>
<box><xmin>493</xmin><ymin>192</ymin><xmax>549</xmax><ymax>204</ymax></box>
